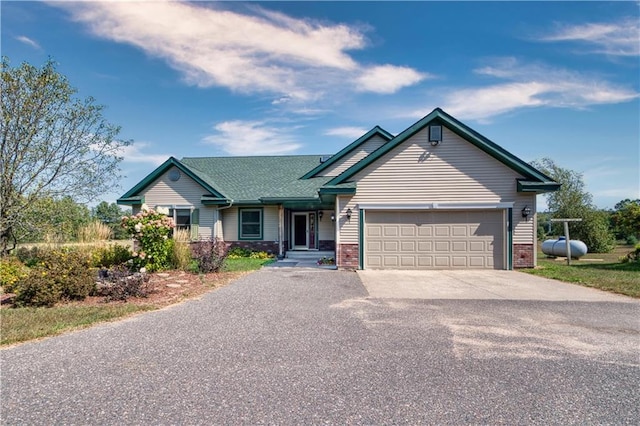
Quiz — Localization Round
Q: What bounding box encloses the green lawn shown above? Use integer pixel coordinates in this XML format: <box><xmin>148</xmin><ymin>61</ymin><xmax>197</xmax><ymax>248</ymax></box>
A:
<box><xmin>222</xmin><ymin>257</ymin><xmax>275</xmax><ymax>272</ymax></box>
<box><xmin>522</xmin><ymin>245</ymin><xmax>640</xmax><ymax>298</ymax></box>
<box><xmin>1</xmin><ymin>305</ymin><xmax>155</xmax><ymax>346</ymax></box>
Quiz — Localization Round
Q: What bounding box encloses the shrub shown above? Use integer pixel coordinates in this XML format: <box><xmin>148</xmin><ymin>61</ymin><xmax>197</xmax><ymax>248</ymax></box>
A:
<box><xmin>10</xmin><ymin>248</ymin><xmax>95</xmax><ymax>306</ymax></box>
<box><xmin>13</xmin><ymin>268</ymin><xmax>62</xmax><ymax>307</ymax></box>
<box><xmin>95</xmin><ymin>266</ymin><xmax>153</xmax><ymax>302</ymax></box>
<box><xmin>78</xmin><ymin>221</ymin><xmax>113</xmax><ymax>242</ymax></box>
<box><xmin>249</xmin><ymin>251</ymin><xmax>272</xmax><ymax>259</ymax></box>
<box><xmin>227</xmin><ymin>247</ymin><xmax>252</xmax><ymax>259</ymax></box>
<box><xmin>625</xmin><ymin>235</ymin><xmax>639</xmax><ymax>246</ymax></box>
<box><xmin>621</xmin><ymin>243</ymin><xmax>640</xmax><ymax>264</ymax></box>
<box><xmin>0</xmin><ymin>257</ymin><xmax>29</xmax><ymax>292</ymax></box>
<box><xmin>91</xmin><ymin>244</ymin><xmax>133</xmax><ymax>268</ymax></box>
<box><xmin>121</xmin><ymin>209</ymin><xmax>175</xmax><ymax>271</ymax></box>
<box><xmin>15</xmin><ymin>246</ymin><xmax>45</xmax><ymax>267</ymax></box>
<box><xmin>191</xmin><ymin>238</ymin><xmax>228</xmax><ymax>273</ymax></box>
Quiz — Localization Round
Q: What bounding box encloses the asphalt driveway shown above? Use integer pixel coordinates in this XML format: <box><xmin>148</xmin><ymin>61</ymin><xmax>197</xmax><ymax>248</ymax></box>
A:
<box><xmin>1</xmin><ymin>268</ymin><xmax>639</xmax><ymax>425</ymax></box>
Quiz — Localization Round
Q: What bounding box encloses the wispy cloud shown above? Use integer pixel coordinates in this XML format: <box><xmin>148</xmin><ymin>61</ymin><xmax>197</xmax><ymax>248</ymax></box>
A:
<box><xmin>16</xmin><ymin>35</ymin><xmax>40</xmax><ymax>49</ymax></box>
<box><xmin>324</xmin><ymin>126</ymin><xmax>368</xmax><ymax>139</ymax></box>
<box><xmin>54</xmin><ymin>1</ymin><xmax>425</xmax><ymax>102</ymax></box>
<box><xmin>203</xmin><ymin>121</ymin><xmax>302</xmax><ymax>155</ymax></box>
<box><xmin>356</xmin><ymin>65</ymin><xmax>428</xmax><ymax>94</ymax></box>
<box><xmin>120</xmin><ymin>142</ymin><xmax>171</xmax><ymax>166</ymax></box>
<box><xmin>539</xmin><ymin>19</ymin><xmax>640</xmax><ymax>57</ymax></box>
<box><xmin>408</xmin><ymin>57</ymin><xmax>639</xmax><ymax>121</ymax></box>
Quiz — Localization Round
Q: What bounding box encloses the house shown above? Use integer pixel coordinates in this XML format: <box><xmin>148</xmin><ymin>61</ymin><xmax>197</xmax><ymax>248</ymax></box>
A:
<box><xmin>118</xmin><ymin>108</ymin><xmax>559</xmax><ymax>270</ymax></box>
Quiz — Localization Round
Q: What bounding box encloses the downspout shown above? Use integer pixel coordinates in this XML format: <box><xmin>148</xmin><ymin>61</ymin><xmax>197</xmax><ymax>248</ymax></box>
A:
<box><xmin>215</xmin><ymin>200</ymin><xmax>234</xmax><ymax>242</ymax></box>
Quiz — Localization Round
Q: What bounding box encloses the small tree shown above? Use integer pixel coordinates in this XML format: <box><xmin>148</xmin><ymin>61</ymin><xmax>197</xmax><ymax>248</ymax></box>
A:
<box><xmin>610</xmin><ymin>199</ymin><xmax>640</xmax><ymax>242</ymax></box>
<box><xmin>531</xmin><ymin>158</ymin><xmax>615</xmax><ymax>253</ymax></box>
<box><xmin>0</xmin><ymin>57</ymin><xmax>131</xmax><ymax>255</ymax></box>
<box><xmin>92</xmin><ymin>201</ymin><xmax>130</xmax><ymax>239</ymax></box>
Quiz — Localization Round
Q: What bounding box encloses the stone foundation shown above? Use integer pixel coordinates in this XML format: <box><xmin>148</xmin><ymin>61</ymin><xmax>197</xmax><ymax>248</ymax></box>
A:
<box><xmin>338</xmin><ymin>243</ymin><xmax>359</xmax><ymax>269</ymax></box>
<box><xmin>226</xmin><ymin>241</ymin><xmax>279</xmax><ymax>255</ymax></box>
<box><xmin>319</xmin><ymin>240</ymin><xmax>336</xmax><ymax>251</ymax></box>
<box><xmin>513</xmin><ymin>244</ymin><xmax>534</xmax><ymax>268</ymax></box>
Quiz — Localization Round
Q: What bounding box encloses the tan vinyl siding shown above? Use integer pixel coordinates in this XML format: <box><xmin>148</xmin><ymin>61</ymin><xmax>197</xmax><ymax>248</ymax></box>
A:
<box><xmin>513</xmin><ymin>194</ymin><xmax>536</xmax><ymax>244</ymax></box>
<box><xmin>222</xmin><ymin>206</ymin><xmax>278</xmax><ymax>241</ymax></box>
<box><xmin>140</xmin><ymin>166</ymin><xmax>214</xmax><ymax>239</ymax></box>
<box><xmin>352</xmin><ymin>128</ymin><xmax>525</xmax><ymax>204</ymax></box>
<box><xmin>222</xmin><ymin>208</ymin><xmax>239</xmax><ymax>241</ymax></box>
<box><xmin>317</xmin><ymin>210</ymin><xmax>336</xmax><ymax>241</ymax></box>
<box><xmin>263</xmin><ymin>206</ymin><xmax>279</xmax><ymax>241</ymax></box>
<box><xmin>319</xmin><ymin>135</ymin><xmax>388</xmax><ymax>176</ymax></box>
<box><xmin>338</xmin><ymin>196</ymin><xmax>359</xmax><ymax>244</ymax></box>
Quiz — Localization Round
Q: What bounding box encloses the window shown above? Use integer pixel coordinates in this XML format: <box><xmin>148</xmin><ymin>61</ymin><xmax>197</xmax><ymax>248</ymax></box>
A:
<box><xmin>169</xmin><ymin>208</ymin><xmax>191</xmax><ymax>232</ymax></box>
<box><xmin>239</xmin><ymin>208</ymin><xmax>263</xmax><ymax>240</ymax></box>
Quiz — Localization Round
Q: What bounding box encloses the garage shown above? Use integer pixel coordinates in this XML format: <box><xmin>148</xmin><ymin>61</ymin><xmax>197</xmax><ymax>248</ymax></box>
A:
<box><xmin>364</xmin><ymin>210</ymin><xmax>505</xmax><ymax>270</ymax></box>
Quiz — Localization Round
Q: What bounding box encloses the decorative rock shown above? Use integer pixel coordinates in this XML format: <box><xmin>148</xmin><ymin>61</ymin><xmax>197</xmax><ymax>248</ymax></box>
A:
<box><xmin>176</xmin><ymin>280</ymin><xmax>189</xmax><ymax>284</ymax></box>
<box><xmin>157</xmin><ymin>273</ymin><xmax>171</xmax><ymax>278</ymax></box>
<box><xmin>166</xmin><ymin>284</ymin><xmax>182</xmax><ymax>288</ymax></box>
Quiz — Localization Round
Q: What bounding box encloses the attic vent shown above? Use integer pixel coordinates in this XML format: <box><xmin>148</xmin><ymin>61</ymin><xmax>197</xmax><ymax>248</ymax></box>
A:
<box><xmin>429</xmin><ymin>125</ymin><xmax>442</xmax><ymax>146</ymax></box>
<box><xmin>319</xmin><ymin>155</ymin><xmax>332</xmax><ymax>163</ymax></box>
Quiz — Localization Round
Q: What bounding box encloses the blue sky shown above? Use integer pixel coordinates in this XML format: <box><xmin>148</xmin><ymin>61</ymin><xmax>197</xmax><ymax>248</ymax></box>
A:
<box><xmin>2</xmin><ymin>1</ymin><xmax>639</xmax><ymax>210</ymax></box>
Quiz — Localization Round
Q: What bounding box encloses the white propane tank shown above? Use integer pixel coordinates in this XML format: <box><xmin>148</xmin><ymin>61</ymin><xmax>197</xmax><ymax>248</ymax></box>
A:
<box><xmin>541</xmin><ymin>237</ymin><xmax>588</xmax><ymax>259</ymax></box>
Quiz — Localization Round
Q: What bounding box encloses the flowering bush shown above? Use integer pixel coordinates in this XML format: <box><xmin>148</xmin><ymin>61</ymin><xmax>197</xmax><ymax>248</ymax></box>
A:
<box><xmin>121</xmin><ymin>209</ymin><xmax>175</xmax><ymax>272</ymax></box>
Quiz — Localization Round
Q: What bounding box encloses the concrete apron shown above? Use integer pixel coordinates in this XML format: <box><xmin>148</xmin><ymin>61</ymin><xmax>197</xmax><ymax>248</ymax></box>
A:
<box><xmin>357</xmin><ymin>269</ymin><xmax>637</xmax><ymax>302</ymax></box>
<box><xmin>264</xmin><ymin>259</ymin><xmax>337</xmax><ymax>270</ymax></box>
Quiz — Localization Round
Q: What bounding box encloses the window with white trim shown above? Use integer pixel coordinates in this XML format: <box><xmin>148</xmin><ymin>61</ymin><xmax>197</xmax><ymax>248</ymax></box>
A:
<box><xmin>169</xmin><ymin>208</ymin><xmax>191</xmax><ymax>232</ymax></box>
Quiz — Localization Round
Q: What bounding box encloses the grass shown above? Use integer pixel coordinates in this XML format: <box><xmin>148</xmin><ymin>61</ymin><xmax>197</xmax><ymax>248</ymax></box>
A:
<box><xmin>522</xmin><ymin>244</ymin><xmax>640</xmax><ymax>298</ymax></box>
<box><xmin>223</xmin><ymin>257</ymin><xmax>275</xmax><ymax>272</ymax></box>
<box><xmin>1</xmin><ymin>305</ymin><xmax>155</xmax><ymax>346</ymax></box>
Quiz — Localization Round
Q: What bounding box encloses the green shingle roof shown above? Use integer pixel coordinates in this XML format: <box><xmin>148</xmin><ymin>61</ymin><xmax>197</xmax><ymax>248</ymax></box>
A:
<box><xmin>180</xmin><ymin>155</ymin><xmax>333</xmax><ymax>202</ymax></box>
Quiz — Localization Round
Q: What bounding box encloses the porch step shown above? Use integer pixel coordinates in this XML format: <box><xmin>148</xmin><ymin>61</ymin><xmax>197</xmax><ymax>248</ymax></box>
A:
<box><xmin>285</xmin><ymin>250</ymin><xmax>335</xmax><ymax>260</ymax></box>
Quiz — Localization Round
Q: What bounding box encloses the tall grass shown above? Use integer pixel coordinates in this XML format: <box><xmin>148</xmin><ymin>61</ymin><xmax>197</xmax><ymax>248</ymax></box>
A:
<box><xmin>78</xmin><ymin>221</ymin><xmax>112</xmax><ymax>243</ymax></box>
<box><xmin>172</xmin><ymin>229</ymin><xmax>192</xmax><ymax>270</ymax></box>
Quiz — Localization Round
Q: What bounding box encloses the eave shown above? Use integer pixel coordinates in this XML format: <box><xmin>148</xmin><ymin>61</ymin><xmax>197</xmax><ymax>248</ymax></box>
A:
<box><xmin>517</xmin><ymin>179</ymin><xmax>561</xmax><ymax>193</ymax></box>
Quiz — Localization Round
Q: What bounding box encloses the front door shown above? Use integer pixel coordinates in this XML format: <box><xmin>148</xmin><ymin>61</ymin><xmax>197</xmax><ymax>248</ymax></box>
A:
<box><xmin>292</xmin><ymin>212</ymin><xmax>316</xmax><ymax>250</ymax></box>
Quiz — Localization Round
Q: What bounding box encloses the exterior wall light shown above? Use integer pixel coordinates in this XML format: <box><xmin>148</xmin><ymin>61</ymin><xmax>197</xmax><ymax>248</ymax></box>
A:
<box><xmin>522</xmin><ymin>206</ymin><xmax>531</xmax><ymax>220</ymax></box>
<box><xmin>346</xmin><ymin>208</ymin><xmax>352</xmax><ymax>221</ymax></box>
<box><xmin>318</xmin><ymin>211</ymin><xmax>323</xmax><ymax>220</ymax></box>
<box><xmin>330</xmin><ymin>213</ymin><xmax>335</xmax><ymax>222</ymax></box>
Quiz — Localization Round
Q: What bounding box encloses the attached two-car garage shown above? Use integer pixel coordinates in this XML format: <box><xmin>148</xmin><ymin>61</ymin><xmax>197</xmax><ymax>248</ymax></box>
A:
<box><xmin>364</xmin><ymin>210</ymin><xmax>505</xmax><ymax>270</ymax></box>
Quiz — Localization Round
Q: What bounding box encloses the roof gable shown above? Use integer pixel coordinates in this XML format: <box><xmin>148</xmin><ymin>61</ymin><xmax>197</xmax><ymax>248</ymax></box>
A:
<box><xmin>118</xmin><ymin>157</ymin><xmax>227</xmax><ymax>202</ymax></box>
<box><xmin>326</xmin><ymin>108</ymin><xmax>557</xmax><ymax>189</ymax></box>
<box><xmin>301</xmin><ymin>126</ymin><xmax>393</xmax><ymax>179</ymax></box>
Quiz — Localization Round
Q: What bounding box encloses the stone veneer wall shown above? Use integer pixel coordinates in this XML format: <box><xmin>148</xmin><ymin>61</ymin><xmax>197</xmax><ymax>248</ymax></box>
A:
<box><xmin>226</xmin><ymin>241</ymin><xmax>279</xmax><ymax>255</ymax></box>
<box><xmin>338</xmin><ymin>243</ymin><xmax>359</xmax><ymax>269</ymax></box>
<box><xmin>513</xmin><ymin>244</ymin><xmax>534</xmax><ymax>268</ymax></box>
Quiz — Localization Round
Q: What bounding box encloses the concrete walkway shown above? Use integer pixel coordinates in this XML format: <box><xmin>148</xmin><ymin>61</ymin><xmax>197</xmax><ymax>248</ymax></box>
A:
<box><xmin>358</xmin><ymin>269</ymin><xmax>638</xmax><ymax>302</ymax></box>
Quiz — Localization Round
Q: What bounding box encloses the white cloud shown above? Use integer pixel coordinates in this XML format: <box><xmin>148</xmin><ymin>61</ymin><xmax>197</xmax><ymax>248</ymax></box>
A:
<box><xmin>539</xmin><ymin>19</ymin><xmax>640</xmax><ymax>57</ymax></box>
<box><xmin>54</xmin><ymin>1</ymin><xmax>424</xmax><ymax>100</ymax></box>
<box><xmin>203</xmin><ymin>121</ymin><xmax>302</xmax><ymax>155</ymax></box>
<box><xmin>16</xmin><ymin>35</ymin><xmax>40</xmax><ymax>49</ymax></box>
<box><xmin>423</xmin><ymin>58</ymin><xmax>639</xmax><ymax>121</ymax></box>
<box><xmin>356</xmin><ymin>65</ymin><xmax>427</xmax><ymax>94</ymax></box>
<box><xmin>324</xmin><ymin>126</ymin><xmax>368</xmax><ymax>139</ymax></box>
<box><xmin>120</xmin><ymin>142</ymin><xmax>171</xmax><ymax>166</ymax></box>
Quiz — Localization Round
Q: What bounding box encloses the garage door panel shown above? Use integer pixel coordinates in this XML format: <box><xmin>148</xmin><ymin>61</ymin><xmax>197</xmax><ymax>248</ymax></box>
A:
<box><xmin>365</xmin><ymin>210</ymin><xmax>504</xmax><ymax>270</ymax></box>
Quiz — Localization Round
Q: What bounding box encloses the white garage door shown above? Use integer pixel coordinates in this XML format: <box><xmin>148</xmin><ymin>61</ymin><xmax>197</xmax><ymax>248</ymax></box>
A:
<box><xmin>365</xmin><ymin>210</ymin><xmax>504</xmax><ymax>270</ymax></box>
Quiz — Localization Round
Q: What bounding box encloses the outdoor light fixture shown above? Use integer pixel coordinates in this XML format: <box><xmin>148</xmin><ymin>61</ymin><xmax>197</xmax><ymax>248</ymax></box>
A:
<box><xmin>522</xmin><ymin>206</ymin><xmax>531</xmax><ymax>220</ymax></box>
<box><xmin>429</xmin><ymin>125</ymin><xmax>442</xmax><ymax>146</ymax></box>
<box><xmin>346</xmin><ymin>208</ymin><xmax>352</xmax><ymax>220</ymax></box>
<box><xmin>330</xmin><ymin>213</ymin><xmax>335</xmax><ymax>222</ymax></box>
<box><xmin>318</xmin><ymin>211</ymin><xmax>323</xmax><ymax>220</ymax></box>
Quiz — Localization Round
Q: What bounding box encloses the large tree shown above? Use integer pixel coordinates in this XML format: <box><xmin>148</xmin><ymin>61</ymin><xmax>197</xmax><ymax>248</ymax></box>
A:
<box><xmin>92</xmin><ymin>201</ymin><xmax>130</xmax><ymax>239</ymax></box>
<box><xmin>532</xmin><ymin>158</ymin><xmax>615</xmax><ymax>253</ymax></box>
<box><xmin>610</xmin><ymin>199</ymin><xmax>640</xmax><ymax>241</ymax></box>
<box><xmin>0</xmin><ymin>57</ymin><xmax>131</xmax><ymax>254</ymax></box>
